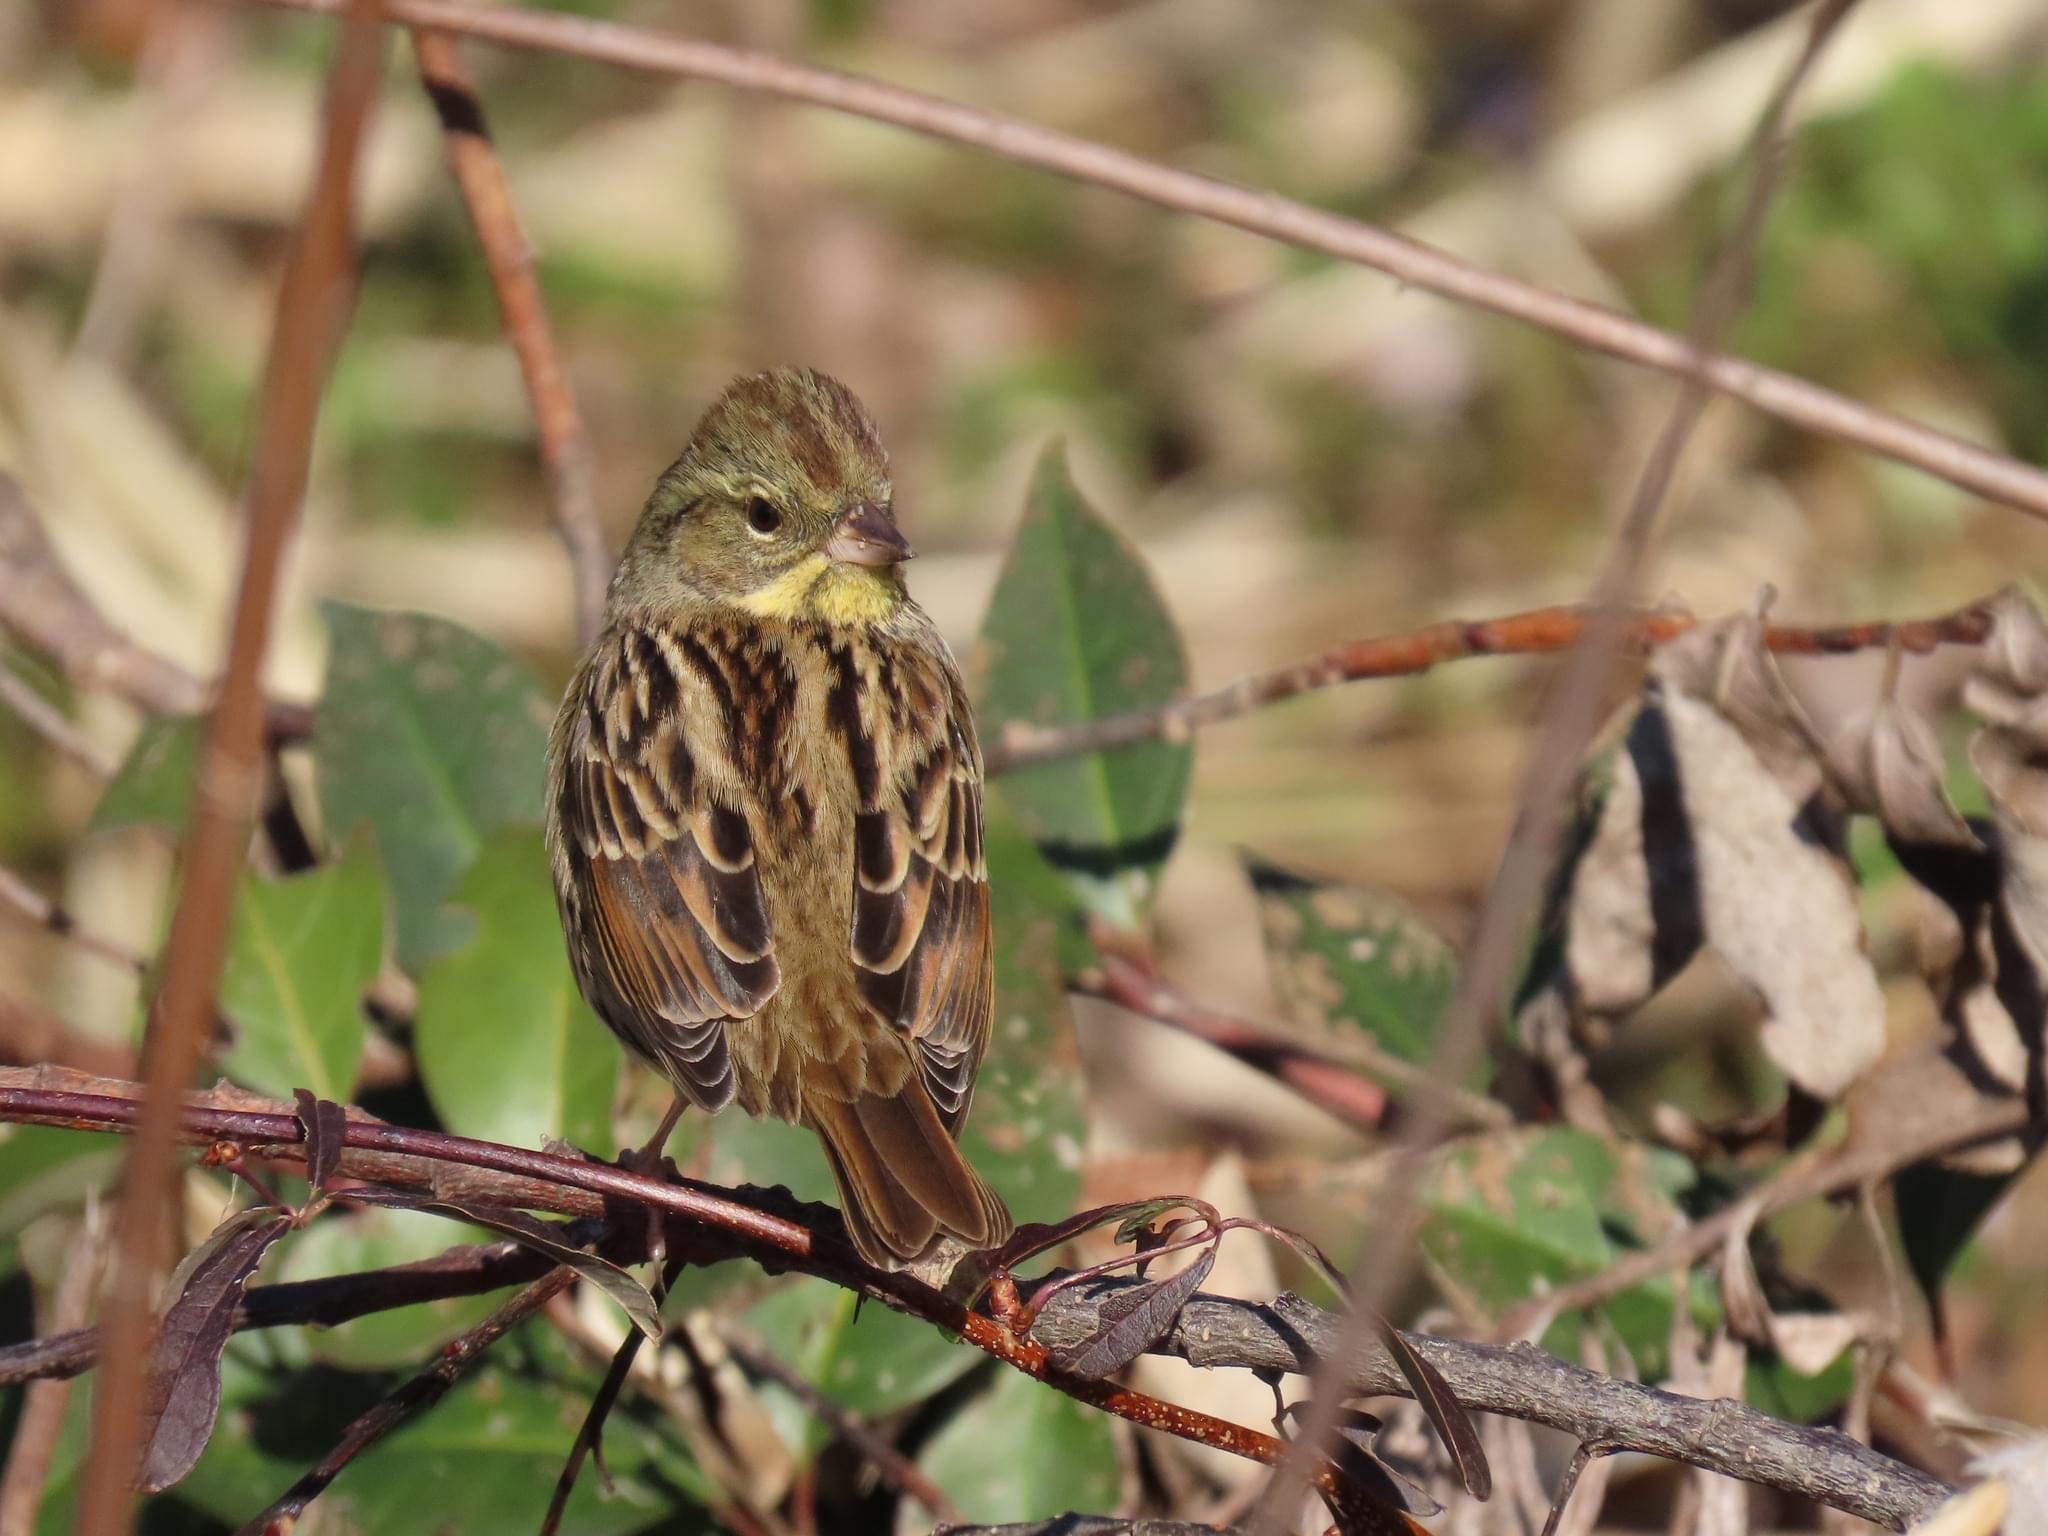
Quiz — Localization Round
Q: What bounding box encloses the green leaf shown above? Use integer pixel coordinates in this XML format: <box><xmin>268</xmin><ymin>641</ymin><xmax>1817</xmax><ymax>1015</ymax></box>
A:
<box><xmin>316</xmin><ymin>602</ymin><xmax>553</xmax><ymax>969</ymax></box>
<box><xmin>89</xmin><ymin>714</ymin><xmax>202</xmax><ymax>834</ymax></box>
<box><xmin>974</xmin><ymin>442</ymin><xmax>1191</xmax><ymax>923</ymax></box>
<box><xmin>170</xmin><ymin>1329</ymin><xmax>716</xmax><ymax>1536</ymax></box>
<box><xmin>414</xmin><ymin>826</ymin><xmax>617</xmax><ymax>1156</ymax></box>
<box><xmin>1418</xmin><ymin>1127</ymin><xmax>1706</xmax><ymax>1378</ymax></box>
<box><xmin>1247</xmin><ymin>855</ymin><xmax>1468</xmax><ymax>1072</ymax></box>
<box><xmin>912</xmin><ymin>1366</ymin><xmax>1119</xmax><ymax>1528</ymax></box>
<box><xmin>742</xmin><ymin>1280</ymin><xmax>976</xmax><ymax>1456</ymax></box>
<box><xmin>272</xmin><ymin>1205</ymin><xmax>501</xmax><ymax>1369</ymax></box>
<box><xmin>217</xmin><ymin>839</ymin><xmax>386</xmax><ymax>1102</ymax></box>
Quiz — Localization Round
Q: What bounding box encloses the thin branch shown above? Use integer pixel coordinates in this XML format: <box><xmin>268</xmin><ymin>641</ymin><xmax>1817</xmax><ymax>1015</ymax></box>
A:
<box><xmin>75</xmin><ymin>5</ymin><xmax>384</xmax><ymax>1529</ymax></box>
<box><xmin>721</xmin><ymin>1325</ymin><xmax>963</xmax><ymax>1525</ymax></box>
<box><xmin>0</xmin><ymin>662</ymin><xmax>117</xmax><ymax>777</ymax></box>
<box><xmin>984</xmin><ymin>601</ymin><xmax>1996</xmax><ymax>775</ymax></box>
<box><xmin>0</xmin><ymin>867</ymin><xmax>151</xmax><ymax>977</ymax></box>
<box><xmin>254</xmin><ymin>0</ymin><xmax>2048</xmax><ymax>519</ymax></box>
<box><xmin>410</xmin><ymin>29</ymin><xmax>607</xmax><ymax>645</ymax></box>
<box><xmin>230</xmin><ymin>1268</ymin><xmax>576</xmax><ymax>1535</ymax></box>
<box><xmin>0</xmin><ymin>1069</ymin><xmax>1991</xmax><ymax>1530</ymax></box>
<box><xmin>1076</xmin><ymin>950</ymin><xmax>1511</xmax><ymax>1136</ymax></box>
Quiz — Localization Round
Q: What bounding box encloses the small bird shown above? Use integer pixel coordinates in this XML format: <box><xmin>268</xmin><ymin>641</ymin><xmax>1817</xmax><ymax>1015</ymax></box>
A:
<box><xmin>544</xmin><ymin>367</ymin><xmax>1013</xmax><ymax>1268</ymax></box>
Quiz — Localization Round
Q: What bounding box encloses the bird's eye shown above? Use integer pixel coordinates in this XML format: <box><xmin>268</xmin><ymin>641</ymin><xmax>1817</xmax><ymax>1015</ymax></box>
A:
<box><xmin>745</xmin><ymin>497</ymin><xmax>783</xmax><ymax>537</ymax></box>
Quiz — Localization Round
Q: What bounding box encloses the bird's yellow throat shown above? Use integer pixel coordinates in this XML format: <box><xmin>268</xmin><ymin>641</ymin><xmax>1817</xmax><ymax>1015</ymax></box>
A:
<box><xmin>736</xmin><ymin>553</ymin><xmax>902</xmax><ymax>625</ymax></box>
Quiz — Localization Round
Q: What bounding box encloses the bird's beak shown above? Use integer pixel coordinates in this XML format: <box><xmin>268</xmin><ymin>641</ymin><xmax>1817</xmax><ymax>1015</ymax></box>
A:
<box><xmin>826</xmin><ymin>502</ymin><xmax>915</xmax><ymax>568</ymax></box>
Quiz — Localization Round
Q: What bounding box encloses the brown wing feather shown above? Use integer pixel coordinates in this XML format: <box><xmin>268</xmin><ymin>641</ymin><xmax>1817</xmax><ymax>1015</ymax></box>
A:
<box><xmin>846</xmin><ymin>645</ymin><xmax>993</xmax><ymax>1133</ymax></box>
<box><xmin>547</xmin><ymin>625</ymin><xmax>780</xmax><ymax>1111</ymax></box>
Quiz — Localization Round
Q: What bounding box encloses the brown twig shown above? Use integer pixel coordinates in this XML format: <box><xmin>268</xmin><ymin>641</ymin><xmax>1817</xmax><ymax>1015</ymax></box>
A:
<box><xmin>0</xmin><ymin>1206</ymin><xmax>106</xmax><ymax>1536</ymax></box>
<box><xmin>720</xmin><ymin>1325</ymin><xmax>964</xmax><ymax>1525</ymax></box>
<box><xmin>73</xmin><ymin>6</ymin><xmax>384</xmax><ymax>1531</ymax></box>
<box><xmin>1251</xmin><ymin>9</ymin><xmax>1866</xmax><ymax>1529</ymax></box>
<box><xmin>252</xmin><ymin>0</ymin><xmax>2048</xmax><ymax>519</ymax></box>
<box><xmin>410</xmin><ymin>29</ymin><xmax>607</xmax><ymax>645</ymax></box>
<box><xmin>0</xmin><ymin>1069</ymin><xmax>1984</xmax><ymax>1529</ymax></box>
<box><xmin>0</xmin><ymin>662</ymin><xmax>117</xmax><ymax>777</ymax></box>
<box><xmin>230</xmin><ymin>1268</ymin><xmax>576</xmax><ymax>1535</ymax></box>
<box><xmin>0</xmin><ymin>867</ymin><xmax>152</xmax><ymax>977</ymax></box>
<box><xmin>984</xmin><ymin>601</ymin><xmax>1996</xmax><ymax>775</ymax></box>
<box><xmin>1076</xmin><ymin>950</ymin><xmax>1511</xmax><ymax>1135</ymax></box>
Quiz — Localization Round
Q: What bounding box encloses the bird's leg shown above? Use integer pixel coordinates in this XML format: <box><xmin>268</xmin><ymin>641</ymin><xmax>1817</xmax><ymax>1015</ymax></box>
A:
<box><xmin>620</xmin><ymin>1093</ymin><xmax>687</xmax><ymax>1300</ymax></box>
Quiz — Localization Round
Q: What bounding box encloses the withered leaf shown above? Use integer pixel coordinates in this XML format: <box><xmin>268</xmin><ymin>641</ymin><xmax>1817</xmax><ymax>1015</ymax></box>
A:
<box><xmin>137</xmin><ymin>1206</ymin><xmax>293</xmax><ymax>1493</ymax></box>
<box><xmin>342</xmin><ymin>1186</ymin><xmax>661</xmax><ymax>1340</ymax></box>
<box><xmin>1828</xmin><ymin>700</ymin><xmax>1978</xmax><ymax>850</ymax></box>
<box><xmin>1378</xmin><ymin>1325</ymin><xmax>1490</xmax><ymax>1501</ymax></box>
<box><xmin>292</xmin><ymin>1087</ymin><xmax>347</xmax><ymax>1190</ymax></box>
<box><xmin>1044</xmin><ymin>1246</ymin><xmax>1215</xmax><ymax>1379</ymax></box>
<box><xmin>1551</xmin><ymin>615</ymin><xmax>1884</xmax><ymax>1099</ymax></box>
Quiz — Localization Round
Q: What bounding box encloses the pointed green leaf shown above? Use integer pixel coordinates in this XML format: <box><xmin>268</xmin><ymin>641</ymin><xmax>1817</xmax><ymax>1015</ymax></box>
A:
<box><xmin>316</xmin><ymin>602</ymin><xmax>553</xmax><ymax>968</ymax></box>
<box><xmin>413</xmin><ymin>826</ymin><xmax>617</xmax><ymax>1156</ymax></box>
<box><xmin>975</xmin><ymin>442</ymin><xmax>1190</xmax><ymax>922</ymax></box>
<box><xmin>89</xmin><ymin>715</ymin><xmax>202</xmax><ymax>834</ymax></box>
<box><xmin>217</xmin><ymin>839</ymin><xmax>386</xmax><ymax>1102</ymax></box>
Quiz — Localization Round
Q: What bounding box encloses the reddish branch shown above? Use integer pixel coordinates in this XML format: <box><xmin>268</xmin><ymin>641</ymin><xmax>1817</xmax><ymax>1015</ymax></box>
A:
<box><xmin>255</xmin><ymin>0</ymin><xmax>2048</xmax><ymax>520</ymax></box>
<box><xmin>0</xmin><ymin>1072</ymin><xmax>1403</xmax><ymax>1530</ymax></box>
<box><xmin>0</xmin><ymin>1069</ymin><xmax>1969</xmax><ymax>1530</ymax></box>
<box><xmin>984</xmin><ymin>600</ymin><xmax>1995</xmax><ymax>773</ymax></box>
<box><xmin>411</xmin><ymin>29</ymin><xmax>608</xmax><ymax>645</ymax></box>
<box><xmin>1076</xmin><ymin>951</ymin><xmax>1511</xmax><ymax>1136</ymax></box>
<box><xmin>73</xmin><ymin>7</ymin><xmax>384</xmax><ymax>1531</ymax></box>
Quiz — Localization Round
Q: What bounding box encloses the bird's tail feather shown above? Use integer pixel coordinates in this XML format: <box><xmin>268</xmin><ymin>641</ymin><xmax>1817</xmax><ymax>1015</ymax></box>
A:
<box><xmin>807</xmin><ymin>1087</ymin><xmax>1012</xmax><ymax>1268</ymax></box>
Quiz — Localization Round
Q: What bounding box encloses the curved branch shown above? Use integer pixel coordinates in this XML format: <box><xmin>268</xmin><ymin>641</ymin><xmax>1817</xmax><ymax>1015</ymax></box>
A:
<box><xmin>0</xmin><ymin>1069</ymin><xmax>1972</xmax><ymax>1530</ymax></box>
<box><xmin>254</xmin><ymin>0</ymin><xmax>2048</xmax><ymax>520</ymax></box>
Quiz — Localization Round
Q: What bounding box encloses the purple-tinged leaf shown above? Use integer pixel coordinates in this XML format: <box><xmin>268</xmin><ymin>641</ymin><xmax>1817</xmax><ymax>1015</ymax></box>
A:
<box><xmin>341</xmin><ymin>1186</ymin><xmax>661</xmax><ymax>1340</ymax></box>
<box><xmin>137</xmin><ymin>1207</ymin><xmax>293</xmax><ymax>1492</ymax></box>
<box><xmin>1043</xmin><ymin>1246</ymin><xmax>1216</xmax><ymax>1379</ymax></box>
<box><xmin>293</xmin><ymin>1088</ymin><xmax>347</xmax><ymax>1190</ymax></box>
<box><xmin>1280</xmin><ymin>1403</ymin><xmax>1443</xmax><ymax>1517</ymax></box>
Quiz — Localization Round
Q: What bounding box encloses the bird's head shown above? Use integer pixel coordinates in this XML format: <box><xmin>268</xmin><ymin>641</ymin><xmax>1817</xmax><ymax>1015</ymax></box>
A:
<box><xmin>613</xmin><ymin>367</ymin><xmax>914</xmax><ymax>625</ymax></box>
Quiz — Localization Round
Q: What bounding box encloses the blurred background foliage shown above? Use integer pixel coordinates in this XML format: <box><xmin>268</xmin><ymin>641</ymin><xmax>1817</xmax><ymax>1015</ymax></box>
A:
<box><xmin>4</xmin><ymin>0</ymin><xmax>2048</xmax><ymax>1530</ymax></box>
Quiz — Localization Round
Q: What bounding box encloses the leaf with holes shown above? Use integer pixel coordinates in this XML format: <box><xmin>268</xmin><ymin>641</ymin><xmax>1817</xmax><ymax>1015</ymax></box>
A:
<box><xmin>1248</xmin><ymin>856</ymin><xmax>1467</xmax><ymax>1074</ymax></box>
<box><xmin>413</xmin><ymin>826</ymin><xmax>617</xmax><ymax>1157</ymax></box>
<box><xmin>216</xmin><ymin>839</ymin><xmax>385</xmax><ymax>1102</ymax></box>
<box><xmin>1419</xmin><ymin>1126</ymin><xmax>1707</xmax><ymax>1378</ymax></box>
<box><xmin>317</xmin><ymin>602</ymin><xmax>553</xmax><ymax>968</ymax></box>
<box><xmin>137</xmin><ymin>1206</ymin><xmax>293</xmax><ymax>1492</ymax></box>
<box><xmin>974</xmin><ymin>442</ymin><xmax>1190</xmax><ymax>923</ymax></box>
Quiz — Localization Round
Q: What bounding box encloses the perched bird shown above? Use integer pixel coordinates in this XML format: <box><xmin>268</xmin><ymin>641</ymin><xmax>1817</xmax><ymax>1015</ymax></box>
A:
<box><xmin>544</xmin><ymin>367</ymin><xmax>1012</xmax><ymax>1268</ymax></box>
